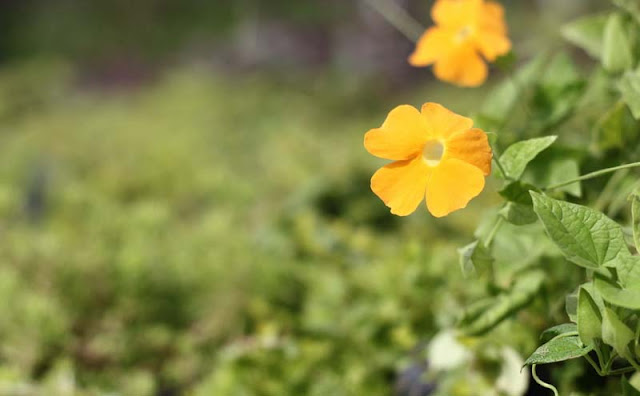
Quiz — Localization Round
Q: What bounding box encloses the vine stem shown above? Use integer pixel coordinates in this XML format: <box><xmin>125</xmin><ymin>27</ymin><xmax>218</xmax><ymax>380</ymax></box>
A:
<box><xmin>604</xmin><ymin>351</ymin><xmax>618</xmax><ymax>374</ymax></box>
<box><xmin>584</xmin><ymin>353</ymin><xmax>604</xmax><ymax>376</ymax></box>
<box><xmin>608</xmin><ymin>366</ymin><xmax>637</xmax><ymax>376</ymax></box>
<box><xmin>628</xmin><ymin>356</ymin><xmax>640</xmax><ymax>372</ymax></box>
<box><xmin>532</xmin><ymin>365</ymin><xmax>559</xmax><ymax>396</ymax></box>
<box><xmin>484</xmin><ymin>216</ymin><xmax>504</xmax><ymax>249</ymax></box>
<box><xmin>594</xmin><ymin>346</ymin><xmax>606</xmax><ymax>374</ymax></box>
<box><xmin>546</xmin><ymin>162</ymin><xmax>640</xmax><ymax>190</ymax></box>
<box><xmin>489</xmin><ymin>141</ymin><xmax>513</xmax><ymax>181</ymax></box>
<box><xmin>483</xmin><ymin>215</ymin><xmax>503</xmax><ymax>291</ymax></box>
<box><xmin>492</xmin><ymin>154</ymin><xmax>511</xmax><ymax>180</ymax></box>
<box><xmin>361</xmin><ymin>0</ymin><xmax>424</xmax><ymax>43</ymax></box>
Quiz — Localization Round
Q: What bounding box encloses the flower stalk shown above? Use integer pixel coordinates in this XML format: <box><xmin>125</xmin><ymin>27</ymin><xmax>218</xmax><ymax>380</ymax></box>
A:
<box><xmin>546</xmin><ymin>162</ymin><xmax>640</xmax><ymax>190</ymax></box>
<box><xmin>361</xmin><ymin>0</ymin><xmax>424</xmax><ymax>43</ymax></box>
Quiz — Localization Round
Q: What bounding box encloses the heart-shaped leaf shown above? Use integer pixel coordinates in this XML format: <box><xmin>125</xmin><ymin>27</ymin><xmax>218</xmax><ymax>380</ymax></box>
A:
<box><xmin>531</xmin><ymin>192</ymin><xmax>627</xmax><ymax>268</ymax></box>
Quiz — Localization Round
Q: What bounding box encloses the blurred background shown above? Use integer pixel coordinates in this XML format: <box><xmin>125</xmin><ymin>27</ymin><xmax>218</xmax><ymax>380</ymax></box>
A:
<box><xmin>0</xmin><ymin>0</ymin><xmax>606</xmax><ymax>395</ymax></box>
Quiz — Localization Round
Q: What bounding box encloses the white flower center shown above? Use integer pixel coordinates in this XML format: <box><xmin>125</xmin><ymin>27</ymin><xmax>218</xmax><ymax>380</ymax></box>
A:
<box><xmin>422</xmin><ymin>140</ymin><xmax>445</xmax><ymax>166</ymax></box>
<box><xmin>456</xmin><ymin>26</ymin><xmax>473</xmax><ymax>42</ymax></box>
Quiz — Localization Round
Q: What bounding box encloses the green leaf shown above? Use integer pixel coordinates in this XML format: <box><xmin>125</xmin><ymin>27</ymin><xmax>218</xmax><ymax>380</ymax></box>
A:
<box><xmin>608</xmin><ymin>254</ymin><xmax>640</xmax><ymax>289</ymax></box>
<box><xmin>566</xmin><ymin>288</ymin><xmax>579</xmax><ymax>323</ymax></box>
<box><xmin>582</xmin><ymin>282</ymin><xmax>606</xmax><ymax>311</ymax></box>
<box><xmin>541</xmin><ymin>53</ymin><xmax>582</xmax><ymax>90</ymax></box>
<box><xmin>594</xmin><ymin>274</ymin><xmax>640</xmax><ymax>309</ymax></box>
<box><xmin>500</xmin><ymin>136</ymin><xmax>557</xmax><ymax>180</ymax></box>
<box><xmin>459</xmin><ymin>270</ymin><xmax>544</xmax><ymax>336</ymax></box>
<box><xmin>480</xmin><ymin>54</ymin><xmax>547</xmax><ymax>123</ymax></box>
<box><xmin>541</xmin><ymin>158</ymin><xmax>582</xmax><ymax>197</ymax></box>
<box><xmin>494</xmin><ymin>51</ymin><xmax>516</xmax><ymax>72</ymax></box>
<box><xmin>485</xmin><ymin>131</ymin><xmax>498</xmax><ymax>145</ymax></box>
<box><xmin>632</xmin><ymin>191</ymin><xmax>640</xmax><ymax>252</ymax></box>
<box><xmin>458</xmin><ymin>298</ymin><xmax>495</xmax><ymax>325</ymax></box>
<box><xmin>603</xmin><ymin>13</ymin><xmax>634</xmax><ymax>73</ymax></box>
<box><xmin>489</xmin><ymin>222</ymin><xmax>561</xmax><ymax>266</ymax></box>
<box><xmin>622</xmin><ymin>376</ymin><xmax>640</xmax><ymax>396</ymax></box>
<box><xmin>520</xmin><ymin>151</ymin><xmax>582</xmax><ymax>197</ymax></box>
<box><xmin>619</xmin><ymin>69</ymin><xmax>640</xmax><ymax>120</ymax></box>
<box><xmin>568</xmin><ymin>283</ymin><xmax>606</xmax><ymax>324</ymax></box>
<box><xmin>524</xmin><ymin>336</ymin><xmax>593</xmax><ymax>366</ymax></box>
<box><xmin>614</xmin><ymin>0</ymin><xmax>640</xmax><ymax>24</ymax></box>
<box><xmin>577</xmin><ymin>287</ymin><xmax>603</xmax><ymax>346</ymax></box>
<box><xmin>530</xmin><ymin>192</ymin><xmax>627</xmax><ymax>268</ymax></box>
<box><xmin>579</xmin><ymin>68</ymin><xmax>618</xmax><ymax>110</ymax></box>
<box><xmin>595</xmin><ymin>101</ymin><xmax>638</xmax><ymax>150</ymax></box>
<box><xmin>528</xmin><ymin>54</ymin><xmax>585</xmax><ymax>132</ymax></box>
<box><xmin>499</xmin><ymin>181</ymin><xmax>537</xmax><ymax>204</ymax></box>
<box><xmin>629</xmin><ymin>373</ymin><xmax>640</xmax><ymax>393</ymax></box>
<box><xmin>500</xmin><ymin>202</ymin><xmax>538</xmax><ymax>226</ymax></box>
<box><xmin>602</xmin><ymin>307</ymin><xmax>634</xmax><ymax>359</ymax></box>
<box><xmin>562</xmin><ymin>13</ymin><xmax>608</xmax><ymax>59</ymax></box>
<box><xmin>499</xmin><ymin>182</ymin><xmax>538</xmax><ymax>225</ymax></box>
<box><xmin>540</xmin><ymin>323</ymin><xmax>578</xmax><ymax>343</ymax></box>
<box><xmin>457</xmin><ymin>240</ymin><xmax>493</xmax><ymax>278</ymax></box>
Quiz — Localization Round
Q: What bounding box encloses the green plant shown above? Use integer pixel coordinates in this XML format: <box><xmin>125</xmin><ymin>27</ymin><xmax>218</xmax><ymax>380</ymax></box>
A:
<box><xmin>454</xmin><ymin>1</ymin><xmax>640</xmax><ymax>393</ymax></box>
<box><xmin>364</xmin><ymin>0</ymin><xmax>640</xmax><ymax>394</ymax></box>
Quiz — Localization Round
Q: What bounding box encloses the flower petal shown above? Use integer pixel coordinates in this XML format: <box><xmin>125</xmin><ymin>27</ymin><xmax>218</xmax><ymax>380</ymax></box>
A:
<box><xmin>371</xmin><ymin>156</ymin><xmax>431</xmax><ymax>216</ymax></box>
<box><xmin>444</xmin><ymin>128</ymin><xmax>492</xmax><ymax>175</ymax></box>
<box><xmin>476</xmin><ymin>0</ymin><xmax>510</xmax><ymax>60</ymax></box>
<box><xmin>476</xmin><ymin>31</ymin><xmax>511</xmax><ymax>61</ymax></box>
<box><xmin>480</xmin><ymin>1</ymin><xmax>508</xmax><ymax>34</ymax></box>
<box><xmin>364</xmin><ymin>105</ymin><xmax>430</xmax><ymax>160</ymax></box>
<box><xmin>420</xmin><ymin>102</ymin><xmax>473</xmax><ymax>139</ymax></box>
<box><xmin>431</xmin><ymin>0</ymin><xmax>482</xmax><ymax>29</ymax></box>
<box><xmin>426</xmin><ymin>158</ymin><xmax>485</xmax><ymax>217</ymax></box>
<box><xmin>433</xmin><ymin>46</ymin><xmax>488</xmax><ymax>87</ymax></box>
<box><xmin>409</xmin><ymin>27</ymin><xmax>454</xmax><ymax>67</ymax></box>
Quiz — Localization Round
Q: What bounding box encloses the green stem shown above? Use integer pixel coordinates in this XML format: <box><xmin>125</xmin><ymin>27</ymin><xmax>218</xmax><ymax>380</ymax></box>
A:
<box><xmin>609</xmin><ymin>366</ymin><xmax>637</xmax><ymax>375</ymax></box>
<box><xmin>484</xmin><ymin>216</ymin><xmax>504</xmax><ymax>249</ymax></box>
<box><xmin>361</xmin><ymin>0</ymin><xmax>424</xmax><ymax>42</ymax></box>
<box><xmin>635</xmin><ymin>325</ymin><xmax>640</xmax><ymax>369</ymax></box>
<box><xmin>594</xmin><ymin>347</ymin><xmax>606</xmax><ymax>373</ymax></box>
<box><xmin>496</xmin><ymin>73</ymin><xmax>528</xmax><ymax>137</ymax></box>
<box><xmin>489</xmin><ymin>142</ymin><xmax>512</xmax><ymax>180</ymax></box>
<box><xmin>532</xmin><ymin>365</ymin><xmax>559</xmax><ymax>396</ymax></box>
<box><xmin>546</xmin><ymin>162</ymin><xmax>640</xmax><ymax>190</ymax></box>
<box><xmin>594</xmin><ymin>169</ymin><xmax>628</xmax><ymax>212</ymax></box>
<box><xmin>627</xmin><ymin>355</ymin><xmax>640</xmax><ymax>372</ymax></box>
<box><xmin>604</xmin><ymin>351</ymin><xmax>618</xmax><ymax>374</ymax></box>
<box><xmin>483</xmin><ymin>216</ymin><xmax>503</xmax><ymax>293</ymax></box>
<box><xmin>584</xmin><ymin>354</ymin><xmax>604</xmax><ymax>376</ymax></box>
<box><xmin>492</xmin><ymin>156</ymin><xmax>511</xmax><ymax>180</ymax></box>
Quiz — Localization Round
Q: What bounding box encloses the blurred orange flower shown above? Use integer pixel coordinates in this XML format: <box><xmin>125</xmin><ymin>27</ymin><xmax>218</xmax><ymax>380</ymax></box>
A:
<box><xmin>409</xmin><ymin>0</ymin><xmax>511</xmax><ymax>87</ymax></box>
<box><xmin>364</xmin><ymin>103</ymin><xmax>492</xmax><ymax>217</ymax></box>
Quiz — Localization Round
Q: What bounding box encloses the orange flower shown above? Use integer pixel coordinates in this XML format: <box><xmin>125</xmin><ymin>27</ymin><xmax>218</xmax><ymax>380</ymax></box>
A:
<box><xmin>364</xmin><ymin>103</ymin><xmax>492</xmax><ymax>217</ymax></box>
<box><xmin>409</xmin><ymin>0</ymin><xmax>511</xmax><ymax>87</ymax></box>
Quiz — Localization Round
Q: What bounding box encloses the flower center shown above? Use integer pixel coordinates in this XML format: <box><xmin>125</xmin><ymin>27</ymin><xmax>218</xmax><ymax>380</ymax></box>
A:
<box><xmin>422</xmin><ymin>140</ymin><xmax>445</xmax><ymax>167</ymax></box>
<box><xmin>455</xmin><ymin>26</ymin><xmax>473</xmax><ymax>42</ymax></box>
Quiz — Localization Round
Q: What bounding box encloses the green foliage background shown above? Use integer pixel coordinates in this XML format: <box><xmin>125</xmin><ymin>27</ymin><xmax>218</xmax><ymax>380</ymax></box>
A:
<box><xmin>0</xmin><ymin>63</ymin><xmax>493</xmax><ymax>395</ymax></box>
